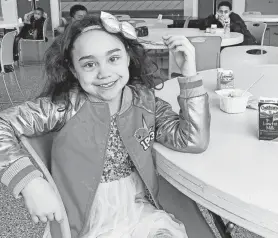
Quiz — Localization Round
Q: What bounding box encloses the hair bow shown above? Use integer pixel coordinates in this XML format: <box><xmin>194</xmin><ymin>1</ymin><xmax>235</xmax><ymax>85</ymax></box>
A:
<box><xmin>82</xmin><ymin>11</ymin><xmax>167</xmax><ymax>48</ymax></box>
<box><xmin>82</xmin><ymin>11</ymin><xmax>137</xmax><ymax>40</ymax></box>
<box><xmin>100</xmin><ymin>11</ymin><xmax>138</xmax><ymax>40</ymax></box>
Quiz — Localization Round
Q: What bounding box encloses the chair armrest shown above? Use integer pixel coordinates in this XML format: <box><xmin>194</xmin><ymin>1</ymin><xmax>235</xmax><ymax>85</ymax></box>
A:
<box><xmin>20</xmin><ymin>136</ymin><xmax>71</xmax><ymax>238</ymax></box>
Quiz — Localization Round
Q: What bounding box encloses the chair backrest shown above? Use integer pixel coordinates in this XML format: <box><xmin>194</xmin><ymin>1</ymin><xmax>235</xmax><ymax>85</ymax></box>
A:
<box><xmin>187</xmin><ymin>36</ymin><xmax>222</xmax><ymax>71</ymax></box>
<box><xmin>20</xmin><ymin>134</ymin><xmax>71</xmax><ymax>238</ymax></box>
<box><xmin>0</xmin><ymin>30</ymin><xmax>17</xmax><ymax>72</ymax></box>
<box><xmin>115</xmin><ymin>14</ymin><xmax>131</xmax><ymax>20</ymax></box>
<box><xmin>183</xmin><ymin>16</ymin><xmax>192</xmax><ymax>28</ymax></box>
<box><xmin>42</xmin><ymin>18</ymin><xmax>48</xmax><ymax>41</ymax></box>
<box><xmin>242</xmin><ymin>11</ymin><xmax>262</xmax><ymax>15</ymax></box>
<box><xmin>245</xmin><ymin>22</ymin><xmax>267</xmax><ymax>45</ymax></box>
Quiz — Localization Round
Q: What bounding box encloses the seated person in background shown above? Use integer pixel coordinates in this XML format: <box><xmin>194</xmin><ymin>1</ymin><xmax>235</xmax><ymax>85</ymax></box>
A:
<box><xmin>55</xmin><ymin>4</ymin><xmax>88</xmax><ymax>35</ymax></box>
<box><xmin>199</xmin><ymin>1</ymin><xmax>257</xmax><ymax>45</ymax></box>
<box><xmin>13</xmin><ymin>7</ymin><xmax>46</xmax><ymax>60</ymax></box>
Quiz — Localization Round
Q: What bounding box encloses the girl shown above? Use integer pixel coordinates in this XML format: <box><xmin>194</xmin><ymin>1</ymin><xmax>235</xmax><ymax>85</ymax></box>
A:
<box><xmin>0</xmin><ymin>12</ymin><xmax>210</xmax><ymax>238</ymax></box>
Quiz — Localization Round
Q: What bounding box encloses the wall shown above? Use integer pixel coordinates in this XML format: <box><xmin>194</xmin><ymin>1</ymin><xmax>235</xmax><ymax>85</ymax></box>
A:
<box><xmin>233</xmin><ymin>0</ymin><xmax>245</xmax><ymax>15</ymax></box>
<box><xmin>50</xmin><ymin>0</ymin><xmax>60</xmax><ymax>29</ymax></box>
<box><xmin>184</xmin><ymin>0</ymin><xmax>194</xmax><ymax>16</ymax></box>
<box><xmin>1</xmin><ymin>0</ymin><xmax>18</xmax><ymax>23</ymax></box>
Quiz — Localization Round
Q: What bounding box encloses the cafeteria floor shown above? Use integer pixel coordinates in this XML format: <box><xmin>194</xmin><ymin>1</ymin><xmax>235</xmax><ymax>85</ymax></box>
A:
<box><xmin>0</xmin><ymin>35</ymin><xmax>262</xmax><ymax>238</ymax></box>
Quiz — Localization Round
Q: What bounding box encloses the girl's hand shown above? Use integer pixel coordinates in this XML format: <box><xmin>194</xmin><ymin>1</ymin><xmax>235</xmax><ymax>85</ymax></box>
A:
<box><xmin>21</xmin><ymin>177</ymin><xmax>63</xmax><ymax>224</ymax></box>
<box><xmin>163</xmin><ymin>35</ymin><xmax>197</xmax><ymax>77</ymax></box>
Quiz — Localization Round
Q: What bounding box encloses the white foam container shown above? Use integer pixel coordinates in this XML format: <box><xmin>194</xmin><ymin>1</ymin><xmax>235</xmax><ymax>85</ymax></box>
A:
<box><xmin>215</xmin><ymin>89</ymin><xmax>253</xmax><ymax>114</ymax></box>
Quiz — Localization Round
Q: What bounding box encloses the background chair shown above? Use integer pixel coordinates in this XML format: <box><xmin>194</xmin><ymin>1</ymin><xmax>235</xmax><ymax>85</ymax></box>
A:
<box><xmin>242</xmin><ymin>11</ymin><xmax>262</xmax><ymax>15</ymax></box>
<box><xmin>220</xmin><ymin>45</ymin><xmax>278</xmax><ymax>69</ymax></box>
<box><xmin>19</xmin><ymin>18</ymin><xmax>49</xmax><ymax>65</ymax></box>
<box><xmin>183</xmin><ymin>16</ymin><xmax>193</xmax><ymax>28</ymax></box>
<box><xmin>114</xmin><ymin>14</ymin><xmax>131</xmax><ymax>20</ymax></box>
<box><xmin>0</xmin><ymin>30</ymin><xmax>25</xmax><ymax>105</ymax></box>
<box><xmin>171</xmin><ymin>36</ymin><xmax>222</xmax><ymax>73</ymax></box>
<box><xmin>245</xmin><ymin>22</ymin><xmax>267</xmax><ymax>45</ymax></box>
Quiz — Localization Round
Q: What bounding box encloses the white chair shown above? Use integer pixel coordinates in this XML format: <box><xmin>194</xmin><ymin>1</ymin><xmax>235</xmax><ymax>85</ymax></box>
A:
<box><xmin>19</xmin><ymin>17</ymin><xmax>49</xmax><ymax>65</ymax></box>
<box><xmin>7</xmin><ymin>134</ymin><xmax>72</xmax><ymax>238</ymax></box>
<box><xmin>245</xmin><ymin>22</ymin><xmax>267</xmax><ymax>45</ymax></box>
<box><xmin>183</xmin><ymin>16</ymin><xmax>193</xmax><ymax>28</ymax></box>
<box><xmin>115</xmin><ymin>14</ymin><xmax>131</xmax><ymax>20</ymax></box>
<box><xmin>220</xmin><ymin>45</ymin><xmax>278</xmax><ymax>69</ymax></box>
<box><xmin>0</xmin><ymin>30</ymin><xmax>25</xmax><ymax>105</ymax></box>
<box><xmin>242</xmin><ymin>11</ymin><xmax>262</xmax><ymax>15</ymax></box>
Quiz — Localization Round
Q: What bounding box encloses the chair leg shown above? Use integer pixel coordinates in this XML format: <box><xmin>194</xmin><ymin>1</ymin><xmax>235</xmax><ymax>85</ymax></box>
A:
<box><xmin>12</xmin><ymin>65</ymin><xmax>25</xmax><ymax>100</ymax></box>
<box><xmin>209</xmin><ymin>211</ymin><xmax>235</xmax><ymax>238</ymax></box>
<box><xmin>37</xmin><ymin>42</ymin><xmax>40</xmax><ymax>62</ymax></box>
<box><xmin>1</xmin><ymin>74</ymin><xmax>13</xmax><ymax>106</ymax></box>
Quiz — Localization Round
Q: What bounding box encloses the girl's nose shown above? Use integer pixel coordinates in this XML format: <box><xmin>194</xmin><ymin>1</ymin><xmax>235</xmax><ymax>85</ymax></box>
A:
<box><xmin>97</xmin><ymin>64</ymin><xmax>112</xmax><ymax>79</ymax></box>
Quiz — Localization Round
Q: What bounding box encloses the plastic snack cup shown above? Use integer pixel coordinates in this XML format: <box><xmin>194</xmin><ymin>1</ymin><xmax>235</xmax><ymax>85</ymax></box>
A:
<box><xmin>211</xmin><ymin>24</ymin><xmax>217</xmax><ymax>34</ymax></box>
<box><xmin>215</xmin><ymin>89</ymin><xmax>253</xmax><ymax>114</ymax></box>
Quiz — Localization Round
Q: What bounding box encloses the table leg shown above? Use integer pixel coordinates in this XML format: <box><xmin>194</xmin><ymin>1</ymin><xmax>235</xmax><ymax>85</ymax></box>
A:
<box><xmin>209</xmin><ymin>211</ymin><xmax>235</xmax><ymax>238</ymax></box>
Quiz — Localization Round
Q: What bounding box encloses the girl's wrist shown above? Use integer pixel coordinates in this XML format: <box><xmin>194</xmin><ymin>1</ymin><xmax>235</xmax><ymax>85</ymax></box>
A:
<box><xmin>181</xmin><ymin>65</ymin><xmax>197</xmax><ymax>78</ymax></box>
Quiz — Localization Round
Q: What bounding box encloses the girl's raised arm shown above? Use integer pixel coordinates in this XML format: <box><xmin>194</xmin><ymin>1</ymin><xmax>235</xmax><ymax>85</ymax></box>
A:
<box><xmin>156</xmin><ymin>75</ymin><xmax>210</xmax><ymax>153</ymax></box>
<box><xmin>155</xmin><ymin>35</ymin><xmax>211</xmax><ymax>153</ymax></box>
<box><xmin>0</xmin><ymin>97</ymin><xmax>66</xmax><ymax>198</ymax></box>
<box><xmin>155</xmin><ymin>74</ymin><xmax>210</xmax><ymax>154</ymax></box>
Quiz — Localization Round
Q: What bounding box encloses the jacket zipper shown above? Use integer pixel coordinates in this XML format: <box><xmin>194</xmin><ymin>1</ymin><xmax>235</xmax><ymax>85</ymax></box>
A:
<box><xmin>79</xmin><ymin>116</ymin><xmax>111</xmax><ymax>237</ymax></box>
<box><xmin>116</xmin><ymin>118</ymin><xmax>160</xmax><ymax>209</ymax></box>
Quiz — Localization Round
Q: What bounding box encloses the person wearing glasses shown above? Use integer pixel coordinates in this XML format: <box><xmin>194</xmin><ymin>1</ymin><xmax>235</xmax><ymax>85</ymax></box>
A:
<box><xmin>199</xmin><ymin>1</ymin><xmax>256</xmax><ymax>45</ymax></box>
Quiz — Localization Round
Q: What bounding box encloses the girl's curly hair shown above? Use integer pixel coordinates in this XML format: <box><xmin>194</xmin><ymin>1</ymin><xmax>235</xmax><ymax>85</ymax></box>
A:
<box><xmin>40</xmin><ymin>13</ymin><xmax>161</xmax><ymax>112</ymax></box>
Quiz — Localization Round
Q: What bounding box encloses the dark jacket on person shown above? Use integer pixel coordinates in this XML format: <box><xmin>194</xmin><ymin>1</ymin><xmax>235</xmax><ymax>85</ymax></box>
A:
<box><xmin>19</xmin><ymin>16</ymin><xmax>46</xmax><ymax>40</ymax></box>
<box><xmin>199</xmin><ymin>12</ymin><xmax>257</xmax><ymax>45</ymax></box>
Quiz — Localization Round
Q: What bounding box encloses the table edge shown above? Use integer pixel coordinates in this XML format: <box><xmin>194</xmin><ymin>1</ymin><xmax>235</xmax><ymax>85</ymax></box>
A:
<box><xmin>154</xmin><ymin>148</ymin><xmax>278</xmax><ymax>237</ymax></box>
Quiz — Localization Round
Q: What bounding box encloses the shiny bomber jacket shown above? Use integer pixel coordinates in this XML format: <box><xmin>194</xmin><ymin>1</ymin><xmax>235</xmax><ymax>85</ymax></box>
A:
<box><xmin>0</xmin><ymin>75</ymin><xmax>210</xmax><ymax>237</ymax></box>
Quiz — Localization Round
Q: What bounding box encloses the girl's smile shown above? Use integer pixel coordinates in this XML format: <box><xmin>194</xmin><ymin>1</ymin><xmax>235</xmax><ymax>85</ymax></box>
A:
<box><xmin>71</xmin><ymin>30</ymin><xmax>130</xmax><ymax>111</ymax></box>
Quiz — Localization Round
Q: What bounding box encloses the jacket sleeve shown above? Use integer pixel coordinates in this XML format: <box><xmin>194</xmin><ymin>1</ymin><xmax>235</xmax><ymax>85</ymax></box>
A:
<box><xmin>0</xmin><ymin>98</ymin><xmax>66</xmax><ymax>198</ymax></box>
<box><xmin>155</xmin><ymin>74</ymin><xmax>210</xmax><ymax>153</ymax></box>
<box><xmin>229</xmin><ymin>14</ymin><xmax>257</xmax><ymax>45</ymax></box>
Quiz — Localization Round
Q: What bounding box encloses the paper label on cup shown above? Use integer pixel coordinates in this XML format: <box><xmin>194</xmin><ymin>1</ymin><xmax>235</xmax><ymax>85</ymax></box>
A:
<box><xmin>217</xmin><ymin>68</ymin><xmax>234</xmax><ymax>90</ymax></box>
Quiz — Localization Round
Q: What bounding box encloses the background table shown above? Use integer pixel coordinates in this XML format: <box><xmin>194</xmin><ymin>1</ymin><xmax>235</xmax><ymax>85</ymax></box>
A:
<box><xmin>154</xmin><ymin>64</ymin><xmax>278</xmax><ymax>238</ymax></box>
<box><xmin>0</xmin><ymin>21</ymin><xmax>24</xmax><ymax>32</ymax></box>
<box><xmin>220</xmin><ymin>45</ymin><xmax>278</xmax><ymax>68</ymax></box>
<box><xmin>140</xmin><ymin>28</ymin><xmax>243</xmax><ymax>47</ymax></box>
<box><xmin>242</xmin><ymin>15</ymin><xmax>278</xmax><ymax>23</ymax></box>
<box><xmin>132</xmin><ymin>18</ymin><xmax>173</xmax><ymax>27</ymax></box>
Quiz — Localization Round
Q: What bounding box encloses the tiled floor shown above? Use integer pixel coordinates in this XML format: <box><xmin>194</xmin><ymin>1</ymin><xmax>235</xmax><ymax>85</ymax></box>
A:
<box><xmin>0</xmin><ymin>40</ymin><xmax>263</xmax><ymax>238</ymax></box>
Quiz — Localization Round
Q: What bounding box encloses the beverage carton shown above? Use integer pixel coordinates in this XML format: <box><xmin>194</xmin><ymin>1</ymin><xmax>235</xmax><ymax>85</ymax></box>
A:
<box><xmin>217</xmin><ymin>68</ymin><xmax>234</xmax><ymax>90</ymax></box>
<box><xmin>258</xmin><ymin>97</ymin><xmax>278</xmax><ymax>141</ymax></box>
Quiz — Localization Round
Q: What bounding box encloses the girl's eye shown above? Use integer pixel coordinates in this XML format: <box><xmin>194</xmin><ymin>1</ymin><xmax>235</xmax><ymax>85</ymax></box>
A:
<box><xmin>109</xmin><ymin>56</ymin><xmax>120</xmax><ymax>63</ymax></box>
<box><xmin>83</xmin><ymin>62</ymin><xmax>97</xmax><ymax>68</ymax></box>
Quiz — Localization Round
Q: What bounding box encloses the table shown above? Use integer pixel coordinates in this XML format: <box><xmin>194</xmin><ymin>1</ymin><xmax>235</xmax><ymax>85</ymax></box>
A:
<box><xmin>154</xmin><ymin>64</ymin><xmax>278</xmax><ymax>238</ymax></box>
<box><xmin>220</xmin><ymin>45</ymin><xmax>278</xmax><ymax>69</ymax></box>
<box><xmin>242</xmin><ymin>15</ymin><xmax>278</xmax><ymax>23</ymax></box>
<box><xmin>0</xmin><ymin>21</ymin><xmax>24</xmax><ymax>32</ymax></box>
<box><xmin>140</xmin><ymin>28</ymin><xmax>243</xmax><ymax>47</ymax></box>
<box><xmin>132</xmin><ymin>18</ymin><xmax>173</xmax><ymax>27</ymax></box>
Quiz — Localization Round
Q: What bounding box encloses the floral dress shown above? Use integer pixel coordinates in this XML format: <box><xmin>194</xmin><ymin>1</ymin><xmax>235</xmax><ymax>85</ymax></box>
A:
<box><xmin>84</xmin><ymin>114</ymin><xmax>188</xmax><ymax>238</ymax></box>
